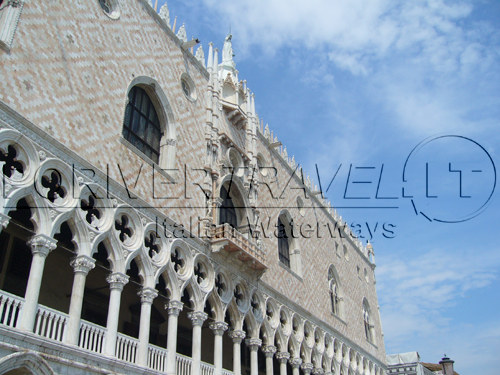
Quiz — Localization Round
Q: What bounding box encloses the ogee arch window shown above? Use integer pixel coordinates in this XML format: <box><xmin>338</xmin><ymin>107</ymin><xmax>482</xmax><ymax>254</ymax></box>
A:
<box><xmin>123</xmin><ymin>86</ymin><xmax>162</xmax><ymax>164</ymax></box>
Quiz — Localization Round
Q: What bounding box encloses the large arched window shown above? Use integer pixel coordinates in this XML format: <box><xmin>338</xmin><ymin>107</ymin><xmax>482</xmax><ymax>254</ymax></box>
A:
<box><xmin>277</xmin><ymin>217</ymin><xmax>290</xmax><ymax>267</ymax></box>
<box><xmin>219</xmin><ymin>185</ymin><xmax>237</xmax><ymax>228</ymax></box>
<box><xmin>123</xmin><ymin>86</ymin><xmax>162</xmax><ymax>164</ymax></box>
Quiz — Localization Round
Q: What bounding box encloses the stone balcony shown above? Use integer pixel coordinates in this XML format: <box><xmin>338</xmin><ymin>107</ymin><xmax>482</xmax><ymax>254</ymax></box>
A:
<box><xmin>211</xmin><ymin>223</ymin><xmax>267</xmax><ymax>270</ymax></box>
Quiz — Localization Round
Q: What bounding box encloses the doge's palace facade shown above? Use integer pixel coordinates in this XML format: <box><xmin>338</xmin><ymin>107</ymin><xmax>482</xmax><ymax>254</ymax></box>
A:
<box><xmin>0</xmin><ymin>1</ymin><xmax>387</xmax><ymax>375</ymax></box>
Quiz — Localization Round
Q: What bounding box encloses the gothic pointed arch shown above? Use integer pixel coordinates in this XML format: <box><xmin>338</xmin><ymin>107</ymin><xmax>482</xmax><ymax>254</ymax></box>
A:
<box><xmin>328</xmin><ymin>265</ymin><xmax>344</xmax><ymax>319</ymax></box>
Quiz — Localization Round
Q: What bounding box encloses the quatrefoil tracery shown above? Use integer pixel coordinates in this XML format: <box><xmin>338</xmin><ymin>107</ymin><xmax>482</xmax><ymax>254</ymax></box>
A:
<box><xmin>41</xmin><ymin>170</ymin><xmax>66</xmax><ymax>203</ymax></box>
<box><xmin>215</xmin><ymin>274</ymin><xmax>226</xmax><ymax>296</ymax></box>
<box><xmin>115</xmin><ymin>215</ymin><xmax>133</xmax><ymax>243</ymax></box>
<box><xmin>0</xmin><ymin>145</ymin><xmax>24</xmax><ymax>179</ymax></box>
<box><xmin>145</xmin><ymin>232</ymin><xmax>160</xmax><ymax>259</ymax></box>
<box><xmin>81</xmin><ymin>195</ymin><xmax>101</xmax><ymax>228</ymax></box>
<box><xmin>194</xmin><ymin>262</ymin><xmax>206</xmax><ymax>285</ymax></box>
<box><xmin>171</xmin><ymin>248</ymin><xmax>184</xmax><ymax>273</ymax></box>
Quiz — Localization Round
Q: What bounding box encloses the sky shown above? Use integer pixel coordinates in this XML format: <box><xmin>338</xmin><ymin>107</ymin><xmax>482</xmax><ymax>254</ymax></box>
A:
<box><xmin>157</xmin><ymin>0</ymin><xmax>500</xmax><ymax>373</ymax></box>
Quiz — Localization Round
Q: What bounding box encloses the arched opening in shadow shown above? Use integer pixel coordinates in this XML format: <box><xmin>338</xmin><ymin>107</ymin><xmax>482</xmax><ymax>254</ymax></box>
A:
<box><xmin>0</xmin><ymin>198</ymin><xmax>35</xmax><ymax>298</ymax></box>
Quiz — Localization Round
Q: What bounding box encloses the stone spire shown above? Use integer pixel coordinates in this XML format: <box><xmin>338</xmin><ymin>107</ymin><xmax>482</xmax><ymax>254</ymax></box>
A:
<box><xmin>195</xmin><ymin>45</ymin><xmax>205</xmax><ymax>67</ymax></box>
<box><xmin>176</xmin><ymin>24</ymin><xmax>187</xmax><ymax>43</ymax></box>
<box><xmin>159</xmin><ymin>3</ymin><xmax>170</xmax><ymax>28</ymax></box>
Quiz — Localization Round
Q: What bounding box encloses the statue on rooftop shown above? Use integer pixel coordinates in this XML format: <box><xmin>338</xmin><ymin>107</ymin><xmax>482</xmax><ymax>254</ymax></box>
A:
<box><xmin>222</xmin><ymin>34</ymin><xmax>234</xmax><ymax>62</ymax></box>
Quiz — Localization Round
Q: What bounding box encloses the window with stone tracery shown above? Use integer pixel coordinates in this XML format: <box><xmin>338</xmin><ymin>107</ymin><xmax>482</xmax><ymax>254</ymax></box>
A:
<box><xmin>328</xmin><ymin>266</ymin><xmax>342</xmax><ymax>317</ymax></box>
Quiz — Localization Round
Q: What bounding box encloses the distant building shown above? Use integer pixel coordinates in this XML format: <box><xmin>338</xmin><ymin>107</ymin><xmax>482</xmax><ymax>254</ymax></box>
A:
<box><xmin>387</xmin><ymin>352</ymin><xmax>459</xmax><ymax>375</ymax></box>
<box><xmin>0</xmin><ymin>1</ymin><xmax>386</xmax><ymax>375</ymax></box>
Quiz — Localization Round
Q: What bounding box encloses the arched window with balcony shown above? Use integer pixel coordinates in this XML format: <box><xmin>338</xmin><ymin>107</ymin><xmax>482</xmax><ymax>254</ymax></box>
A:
<box><xmin>219</xmin><ymin>185</ymin><xmax>237</xmax><ymax>228</ymax></box>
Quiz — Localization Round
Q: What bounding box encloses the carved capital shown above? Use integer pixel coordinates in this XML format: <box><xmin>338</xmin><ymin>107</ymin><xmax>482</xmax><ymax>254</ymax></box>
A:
<box><xmin>290</xmin><ymin>358</ymin><xmax>302</xmax><ymax>369</ymax></box>
<box><xmin>27</xmin><ymin>234</ymin><xmax>57</xmax><ymax>257</ymax></box>
<box><xmin>0</xmin><ymin>213</ymin><xmax>10</xmax><ymax>230</ymax></box>
<box><xmin>301</xmin><ymin>363</ymin><xmax>314</xmax><ymax>375</ymax></box>
<box><xmin>228</xmin><ymin>329</ymin><xmax>246</xmax><ymax>343</ymax></box>
<box><xmin>106</xmin><ymin>272</ymin><xmax>129</xmax><ymax>291</ymax></box>
<box><xmin>209</xmin><ymin>321</ymin><xmax>228</xmax><ymax>336</ymax></box>
<box><xmin>275</xmin><ymin>352</ymin><xmax>290</xmax><ymax>363</ymax></box>
<box><xmin>245</xmin><ymin>338</ymin><xmax>262</xmax><ymax>351</ymax></box>
<box><xmin>187</xmin><ymin>311</ymin><xmax>208</xmax><ymax>327</ymax></box>
<box><xmin>70</xmin><ymin>255</ymin><xmax>95</xmax><ymax>275</ymax></box>
<box><xmin>312</xmin><ymin>368</ymin><xmax>325</xmax><ymax>375</ymax></box>
<box><xmin>262</xmin><ymin>345</ymin><xmax>277</xmax><ymax>358</ymax></box>
<box><xmin>138</xmin><ymin>287</ymin><xmax>158</xmax><ymax>304</ymax></box>
<box><xmin>167</xmin><ymin>300</ymin><xmax>183</xmax><ymax>316</ymax></box>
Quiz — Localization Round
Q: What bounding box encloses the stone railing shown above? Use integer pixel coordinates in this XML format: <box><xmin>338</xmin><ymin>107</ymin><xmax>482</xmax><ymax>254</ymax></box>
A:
<box><xmin>0</xmin><ymin>289</ymin><xmax>234</xmax><ymax>375</ymax></box>
<box><xmin>211</xmin><ymin>223</ymin><xmax>267</xmax><ymax>270</ymax></box>
<box><xmin>34</xmin><ymin>304</ymin><xmax>68</xmax><ymax>342</ymax></box>
<box><xmin>79</xmin><ymin>320</ymin><xmax>107</xmax><ymax>354</ymax></box>
<box><xmin>0</xmin><ymin>290</ymin><xmax>23</xmax><ymax>328</ymax></box>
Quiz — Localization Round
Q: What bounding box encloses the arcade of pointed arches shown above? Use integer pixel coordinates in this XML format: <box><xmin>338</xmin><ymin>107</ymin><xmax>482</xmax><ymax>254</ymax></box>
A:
<box><xmin>0</xmin><ymin>128</ymin><xmax>383</xmax><ymax>375</ymax></box>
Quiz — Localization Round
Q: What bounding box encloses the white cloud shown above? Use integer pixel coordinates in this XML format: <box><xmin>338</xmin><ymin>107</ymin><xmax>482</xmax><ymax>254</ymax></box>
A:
<box><xmin>377</xmin><ymin>247</ymin><xmax>500</xmax><ymax>345</ymax></box>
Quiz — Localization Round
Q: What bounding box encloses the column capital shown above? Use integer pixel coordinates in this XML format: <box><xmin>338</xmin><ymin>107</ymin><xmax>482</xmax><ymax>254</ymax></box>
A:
<box><xmin>301</xmin><ymin>363</ymin><xmax>314</xmax><ymax>375</ymax></box>
<box><xmin>167</xmin><ymin>300</ymin><xmax>183</xmax><ymax>316</ymax></box>
<box><xmin>228</xmin><ymin>329</ymin><xmax>246</xmax><ymax>343</ymax></box>
<box><xmin>262</xmin><ymin>345</ymin><xmax>277</xmax><ymax>358</ymax></box>
<box><xmin>27</xmin><ymin>234</ymin><xmax>57</xmax><ymax>257</ymax></box>
<box><xmin>275</xmin><ymin>352</ymin><xmax>290</xmax><ymax>363</ymax></box>
<box><xmin>70</xmin><ymin>255</ymin><xmax>95</xmax><ymax>275</ymax></box>
<box><xmin>138</xmin><ymin>287</ymin><xmax>158</xmax><ymax>304</ymax></box>
<box><xmin>290</xmin><ymin>358</ymin><xmax>302</xmax><ymax>369</ymax></box>
<box><xmin>245</xmin><ymin>338</ymin><xmax>262</xmax><ymax>351</ymax></box>
<box><xmin>188</xmin><ymin>311</ymin><xmax>208</xmax><ymax>327</ymax></box>
<box><xmin>209</xmin><ymin>321</ymin><xmax>228</xmax><ymax>336</ymax></box>
<box><xmin>0</xmin><ymin>213</ymin><xmax>10</xmax><ymax>229</ymax></box>
<box><xmin>106</xmin><ymin>272</ymin><xmax>129</xmax><ymax>291</ymax></box>
<box><xmin>312</xmin><ymin>368</ymin><xmax>325</xmax><ymax>375</ymax></box>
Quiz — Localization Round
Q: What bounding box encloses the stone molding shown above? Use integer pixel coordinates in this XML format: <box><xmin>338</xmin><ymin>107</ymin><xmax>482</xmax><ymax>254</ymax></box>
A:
<box><xmin>312</xmin><ymin>367</ymin><xmax>325</xmax><ymax>375</ymax></box>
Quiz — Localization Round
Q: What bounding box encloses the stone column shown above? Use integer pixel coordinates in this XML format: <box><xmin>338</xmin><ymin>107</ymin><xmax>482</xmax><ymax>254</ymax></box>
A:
<box><xmin>276</xmin><ymin>352</ymin><xmax>290</xmax><ymax>375</ymax></box>
<box><xmin>137</xmin><ymin>287</ymin><xmax>158</xmax><ymax>366</ymax></box>
<box><xmin>104</xmin><ymin>272</ymin><xmax>129</xmax><ymax>357</ymax></box>
<box><xmin>209</xmin><ymin>322</ymin><xmax>229</xmax><ymax>375</ymax></box>
<box><xmin>290</xmin><ymin>358</ymin><xmax>302</xmax><ymax>375</ymax></box>
<box><xmin>301</xmin><ymin>363</ymin><xmax>314</xmax><ymax>375</ymax></box>
<box><xmin>228</xmin><ymin>330</ymin><xmax>246</xmax><ymax>375</ymax></box>
<box><xmin>188</xmin><ymin>311</ymin><xmax>208</xmax><ymax>375</ymax></box>
<box><xmin>19</xmin><ymin>235</ymin><xmax>57</xmax><ymax>332</ymax></box>
<box><xmin>262</xmin><ymin>345</ymin><xmax>277</xmax><ymax>375</ymax></box>
<box><xmin>65</xmin><ymin>255</ymin><xmax>95</xmax><ymax>345</ymax></box>
<box><xmin>166</xmin><ymin>300</ymin><xmax>183</xmax><ymax>375</ymax></box>
<box><xmin>245</xmin><ymin>338</ymin><xmax>262</xmax><ymax>375</ymax></box>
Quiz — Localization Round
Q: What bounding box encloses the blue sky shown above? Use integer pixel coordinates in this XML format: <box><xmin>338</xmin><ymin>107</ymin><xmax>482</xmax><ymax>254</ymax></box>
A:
<box><xmin>158</xmin><ymin>0</ymin><xmax>500</xmax><ymax>373</ymax></box>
